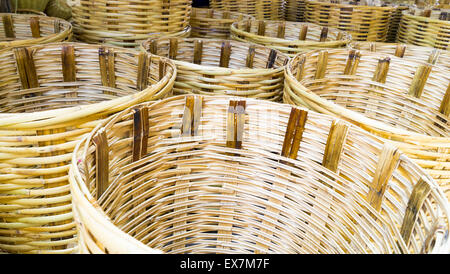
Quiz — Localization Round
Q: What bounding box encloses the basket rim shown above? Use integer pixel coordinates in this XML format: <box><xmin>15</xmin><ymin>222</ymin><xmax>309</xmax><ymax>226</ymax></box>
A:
<box><xmin>285</xmin><ymin>48</ymin><xmax>450</xmax><ymax>141</ymax></box>
<box><xmin>140</xmin><ymin>37</ymin><xmax>290</xmax><ymax>72</ymax></box>
<box><xmin>69</xmin><ymin>94</ymin><xmax>450</xmax><ymax>254</ymax></box>
<box><xmin>0</xmin><ymin>42</ymin><xmax>177</xmax><ymax>129</ymax></box>
<box><xmin>230</xmin><ymin>20</ymin><xmax>352</xmax><ymax>45</ymax></box>
<box><xmin>401</xmin><ymin>9</ymin><xmax>450</xmax><ymax>25</ymax></box>
<box><xmin>0</xmin><ymin>13</ymin><xmax>72</xmax><ymax>48</ymax></box>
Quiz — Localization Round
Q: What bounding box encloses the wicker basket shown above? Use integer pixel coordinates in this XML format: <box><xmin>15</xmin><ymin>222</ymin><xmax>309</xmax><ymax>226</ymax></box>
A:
<box><xmin>305</xmin><ymin>0</ymin><xmax>397</xmax><ymax>42</ymax></box>
<box><xmin>230</xmin><ymin>20</ymin><xmax>351</xmax><ymax>57</ymax></box>
<box><xmin>351</xmin><ymin>41</ymin><xmax>450</xmax><ymax>69</ymax></box>
<box><xmin>71</xmin><ymin>0</ymin><xmax>192</xmax><ymax>48</ymax></box>
<box><xmin>285</xmin><ymin>0</ymin><xmax>307</xmax><ymax>22</ymax></box>
<box><xmin>141</xmin><ymin>37</ymin><xmax>289</xmax><ymax>101</ymax></box>
<box><xmin>397</xmin><ymin>8</ymin><xmax>450</xmax><ymax>50</ymax></box>
<box><xmin>209</xmin><ymin>0</ymin><xmax>285</xmax><ymax>20</ymax></box>
<box><xmin>284</xmin><ymin>48</ymin><xmax>450</xmax><ymax>200</ymax></box>
<box><xmin>0</xmin><ymin>42</ymin><xmax>176</xmax><ymax>254</ymax></box>
<box><xmin>190</xmin><ymin>8</ymin><xmax>254</xmax><ymax>39</ymax></box>
<box><xmin>0</xmin><ymin>13</ymin><xmax>72</xmax><ymax>50</ymax></box>
<box><xmin>69</xmin><ymin>94</ymin><xmax>450</xmax><ymax>254</ymax></box>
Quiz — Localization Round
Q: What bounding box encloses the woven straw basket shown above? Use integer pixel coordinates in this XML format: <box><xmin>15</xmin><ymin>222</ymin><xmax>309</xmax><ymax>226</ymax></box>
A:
<box><xmin>285</xmin><ymin>0</ymin><xmax>307</xmax><ymax>22</ymax></box>
<box><xmin>397</xmin><ymin>8</ymin><xmax>450</xmax><ymax>50</ymax></box>
<box><xmin>141</xmin><ymin>37</ymin><xmax>289</xmax><ymax>101</ymax></box>
<box><xmin>304</xmin><ymin>0</ymin><xmax>397</xmax><ymax>42</ymax></box>
<box><xmin>284</xmin><ymin>48</ymin><xmax>450</xmax><ymax>200</ymax></box>
<box><xmin>69</xmin><ymin>94</ymin><xmax>450</xmax><ymax>254</ymax></box>
<box><xmin>209</xmin><ymin>0</ymin><xmax>285</xmax><ymax>20</ymax></box>
<box><xmin>351</xmin><ymin>41</ymin><xmax>450</xmax><ymax>70</ymax></box>
<box><xmin>0</xmin><ymin>42</ymin><xmax>176</xmax><ymax>254</ymax></box>
<box><xmin>0</xmin><ymin>13</ymin><xmax>72</xmax><ymax>50</ymax></box>
<box><xmin>230</xmin><ymin>20</ymin><xmax>351</xmax><ymax>57</ymax></box>
<box><xmin>71</xmin><ymin>0</ymin><xmax>192</xmax><ymax>48</ymax></box>
<box><xmin>190</xmin><ymin>8</ymin><xmax>254</xmax><ymax>39</ymax></box>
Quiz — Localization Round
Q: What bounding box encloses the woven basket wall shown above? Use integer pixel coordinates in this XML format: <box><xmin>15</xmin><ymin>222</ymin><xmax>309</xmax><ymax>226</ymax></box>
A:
<box><xmin>284</xmin><ymin>48</ymin><xmax>450</xmax><ymax>200</ymax></box>
<box><xmin>141</xmin><ymin>37</ymin><xmax>289</xmax><ymax>101</ymax></box>
<box><xmin>230</xmin><ymin>20</ymin><xmax>351</xmax><ymax>57</ymax></box>
<box><xmin>397</xmin><ymin>8</ymin><xmax>450</xmax><ymax>50</ymax></box>
<box><xmin>386</xmin><ymin>5</ymin><xmax>409</xmax><ymax>43</ymax></box>
<box><xmin>351</xmin><ymin>41</ymin><xmax>450</xmax><ymax>70</ymax></box>
<box><xmin>285</xmin><ymin>0</ymin><xmax>306</xmax><ymax>22</ymax></box>
<box><xmin>0</xmin><ymin>42</ymin><xmax>176</xmax><ymax>254</ymax></box>
<box><xmin>190</xmin><ymin>8</ymin><xmax>254</xmax><ymax>39</ymax></box>
<box><xmin>69</xmin><ymin>95</ymin><xmax>450</xmax><ymax>254</ymax></box>
<box><xmin>304</xmin><ymin>0</ymin><xmax>397</xmax><ymax>42</ymax></box>
<box><xmin>0</xmin><ymin>13</ymin><xmax>72</xmax><ymax>50</ymax></box>
<box><xmin>209</xmin><ymin>0</ymin><xmax>285</xmax><ymax>20</ymax></box>
<box><xmin>71</xmin><ymin>0</ymin><xmax>192</xmax><ymax>48</ymax></box>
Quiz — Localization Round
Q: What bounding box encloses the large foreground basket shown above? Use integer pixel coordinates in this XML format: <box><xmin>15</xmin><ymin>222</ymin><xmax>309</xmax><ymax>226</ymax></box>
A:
<box><xmin>0</xmin><ymin>13</ymin><xmax>72</xmax><ymax>50</ymax></box>
<box><xmin>397</xmin><ymin>8</ymin><xmax>450</xmax><ymax>50</ymax></box>
<box><xmin>351</xmin><ymin>41</ymin><xmax>450</xmax><ymax>70</ymax></box>
<box><xmin>0</xmin><ymin>42</ymin><xmax>176</xmax><ymax>253</ymax></box>
<box><xmin>284</xmin><ymin>48</ymin><xmax>450</xmax><ymax>200</ymax></box>
<box><xmin>141</xmin><ymin>37</ymin><xmax>289</xmax><ymax>101</ymax></box>
<box><xmin>209</xmin><ymin>0</ymin><xmax>285</xmax><ymax>20</ymax></box>
<box><xmin>305</xmin><ymin>0</ymin><xmax>397</xmax><ymax>42</ymax></box>
<box><xmin>71</xmin><ymin>0</ymin><xmax>192</xmax><ymax>48</ymax></box>
<box><xmin>69</xmin><ymin>95</ymin><xmax>450</xmax><ymax>254</ymax></box>
<box><xmin>230</xmin><ymin>20</ymin><xmax>351</xmax><ymax>57</ymax></box>
<box><xmin>190</xmin><ymin>8</ymin><xmax>254</xmax><ymax>39</ymax></box>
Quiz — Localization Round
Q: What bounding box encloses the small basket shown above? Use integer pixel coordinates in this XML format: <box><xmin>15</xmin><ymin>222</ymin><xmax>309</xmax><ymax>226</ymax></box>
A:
<box><xmin>0</xmin><ymin>13</ymin><xmax>72</xmax><ymax>50</ymax></box>
<box><xmin>397</xmin><ymin>8</ymin><xmax>450</xmax><ymax>50</ymax></box>
<box><xmin>351</xmin><ymin>41</ymin><xmax>450</xmax><ymax>70</ymax></box>
<box><xmin>305</xmin><ymin>0</ymin><xmax>397</xmax><ymax>42</ymax></box>
<box><xmin>190</xmin><ymin>8</ymin><xmax>254</xmax><ymax>39</ymax></box>
<box><xmin>284</xmin><ymin>48</ymin><xmax>450</xmax><ymax>200</ymax></box>
<box><xmin>141</xmin><ymin>37</ymin><xmax>289</xmax><ymax>101</ymax></box>
<box><xmin>0</xmin><ymin>42</ymin><xmax>176</xmax><ymax>254</ymax></box>
<box><xmin>285</xmin><ymin>0</ymin><xmax>307</xmax><ymax>22</ymax></box>
<box><xmin>209</xmin><ymin>0</ymin><xmax>285</xmax><ymax>20</ymax></box>
<box><xmin>71</xmin><ymin>0</ymin><xmax>192</xmax><ymax>48</ymax></box>
<box><xmin>230</xmin><ymin>20</ymin><xmax>352</xmax><ymax>57</ymax></box>
<box><xmin>69</xmin><ymin>94</ymin><xmax>450</xmax><ymax>254</ymax></box>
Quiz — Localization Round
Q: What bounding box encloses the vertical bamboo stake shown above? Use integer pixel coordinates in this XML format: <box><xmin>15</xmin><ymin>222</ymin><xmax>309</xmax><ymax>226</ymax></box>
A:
<box><xmin>193</xmin><ymin>40</ymin><xmax>203</xmax><ymax>65</ymax></box>
<box><xmin>408</xmin><ymin>64</ymin><xmax>432</xmax><ymax>98</ymax></box>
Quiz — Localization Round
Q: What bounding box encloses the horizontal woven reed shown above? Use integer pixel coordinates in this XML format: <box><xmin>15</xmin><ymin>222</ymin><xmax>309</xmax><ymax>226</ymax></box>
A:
<box><xmin>387</xmin><ymin>5</ymin><xmax>409</xmax><ymax>43</ymax></box>
<box><xmin>0</xmin><ymin>42</ymin><xmax>176</xmax><ymax>253</ymax></box>
<box><xmin>284</xmin><ymin>48</ymin><xmax>450</xmax><ymax>200</ymax></box>
<box><xmin>141</xmin><ymin>37</ymin><xmax>289</xmax><ymax>101</ymax></box>
<box><xmin>190</xmin><ymin>8</ymin><xmax>254</xmax><ymax>39</ymax></box>
<box><xmin>0</xmin><ymin>13</ymin><xmax>72</xmax><ymax>49</ymax></box>
<box><xmin>351</xmin><ymin>41</ymin><xmax>450</xmax><ymax>69</ymax></box>
<box><xmin>69</xmin><ymin>94</ymin><xmax>450</xmax><ymax>254</ymax></box>
<box><xmin>209</xmin><ymin>0</ymin><xmax>285</xmax><ymax>20</ymax></box>
<box><xmin>71</xmin><ymin>0</ymin><xmax>192</xmax><ymax>48</ymax></box>
<box><xmin>230</xmin><ymin>20</ymin><xmax>351</xmax><ymax>57</ymax></box>
<box><xmin>305</xmin><ymin>0</ymin><xmax>397</xmax><ymax>41</ymax></box>
<box><xmin>397</xmin><ymin>8</ymin><xmax>450</xmax><ymax>50</ymax></box>
<box><xmin>285</xmin><ymin>0</ymin><xmax>306</xmax><ymax>22</ymax></box>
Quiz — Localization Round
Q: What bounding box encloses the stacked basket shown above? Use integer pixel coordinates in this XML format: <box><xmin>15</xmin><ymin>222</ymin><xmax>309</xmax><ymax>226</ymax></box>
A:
<box><xmin>71</xmin><ymin>0</ymin><xmax>193</xmax><ymax>48</ymax></box>
<box><xmin>190</xmin><ymin>8</ymin><xmax>254</xmax><ymax>39</ymax></box>
<box><xmin>141</xmin><ymin>37</ymin><xmax>289</xmax><ymax>101</ymax></box>
<box><xmin>0</xmin><ymin>13</ymin><xmax>72</xmax><ymax>49</ymax></box>
<box><xmin>397</xmin><ymin>8</ymin><xmax>450</xmax><ymax>50</ymax></box>
<box><xmin>0</xmin><ymin>42</ymin><xmax>176</xmax><ymax>253</ymax></box>
<box><xmin>209</xmin><ymin>0</ymin><xmax>285</xmax><ymax>20</ymax></box>
<box><xmin>69</xmin><ymin>95</ymin><xmax>450</xmax><ymax>254</ymax></box>
<box><xmin>230</xmin><ymin>20</ymin><xmax>352</xmax><ymax>57</ymax></box>
<box><xmin>304</xmin><ymin>0</ymin><xmax>397</xmax><ymax>42</ymax></box>
<box><xmin>284</xmin><ymin>48</ymin><xmax>450</xmax><ymax>200</ymax></box>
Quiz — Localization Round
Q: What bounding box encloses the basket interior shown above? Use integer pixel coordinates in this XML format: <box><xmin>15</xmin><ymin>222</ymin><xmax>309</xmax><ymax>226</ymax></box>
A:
<box><xmin>142</xmin><ymin>38</ymin><xmax>288</xmax><ymax>70</ymax></box>
<box><xmin>0</xmin><ymin>43</ymin><xmax>173</xmax><ymax>113</ymax></box>
<box><xmin>0</xmin><ymin>14</ymin><xmax>70</xmax><ymax>42</ymax></box>
<box><xmin>232</xmin><ymin>20</ymin><xmax>348</xmax><ymax>43</ymax></box>
<box><xmin>290</xmin><ymin>49</ymin><xmax>450</xmax><ymax>137</ymax></box>
<box><xmin>76</xmin><ymin>96</ymin><xmax>449</xmax><ymax>254</ymax></box>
